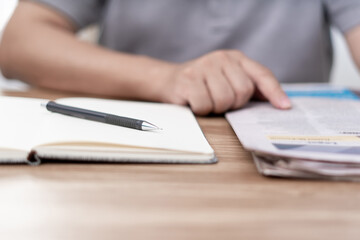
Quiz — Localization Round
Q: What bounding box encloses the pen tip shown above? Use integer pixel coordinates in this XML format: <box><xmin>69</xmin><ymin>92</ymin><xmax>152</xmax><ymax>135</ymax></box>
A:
<box><xmin>40</xmin><ymin>102</ymin><xmax>48</xmax><ymax>107</ymax></box>
<box><xmin>141</xmin><ymin>121</ymin><xmax>162</xmax><ymax>131</ymax></box>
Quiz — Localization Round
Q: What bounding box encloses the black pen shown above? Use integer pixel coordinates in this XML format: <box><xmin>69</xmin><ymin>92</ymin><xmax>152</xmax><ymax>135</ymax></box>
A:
<box><xmin>42</xmin><ymin>101</ymin><xmax>161</xmax><ymax>131</ymax></box>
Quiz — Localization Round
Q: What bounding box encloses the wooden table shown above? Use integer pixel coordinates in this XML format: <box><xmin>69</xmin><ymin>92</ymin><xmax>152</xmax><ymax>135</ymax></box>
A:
<box><xmin>1</xmin><ymin>88</ymin><xmax>360</xmax><ymax>240</ymax></box>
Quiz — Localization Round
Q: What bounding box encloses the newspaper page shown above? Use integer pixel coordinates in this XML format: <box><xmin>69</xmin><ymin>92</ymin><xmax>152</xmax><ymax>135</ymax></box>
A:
<box><xmin>226</xmin><ymin>96</ymin><xmax>360</xmax><ymax>164</ymax></box>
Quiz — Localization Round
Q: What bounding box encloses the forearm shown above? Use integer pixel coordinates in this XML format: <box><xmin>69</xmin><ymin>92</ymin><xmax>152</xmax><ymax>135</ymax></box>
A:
<box><xmin>346</xmin><ymin>25</ymin><xmax>360</xmax><ymax>70</ymax></box>
<box><xmin>0</xmin><ymin>2</ymin><xmax>174</xmax><ymax>101</ymax></box>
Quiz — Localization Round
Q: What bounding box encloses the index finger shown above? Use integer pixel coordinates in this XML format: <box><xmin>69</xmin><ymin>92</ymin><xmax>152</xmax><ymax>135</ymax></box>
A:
<box><xmin>229</xmin><ymin>52</ymin><xmax>291</xmax><ymax>109</ymax></box>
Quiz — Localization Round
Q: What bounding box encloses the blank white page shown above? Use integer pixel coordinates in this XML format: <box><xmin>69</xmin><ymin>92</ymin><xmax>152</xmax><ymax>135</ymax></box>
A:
<box><xmin>0</xmin><ymin>97</ymin><xmax>47</xmax><ymax>151</ymax></box>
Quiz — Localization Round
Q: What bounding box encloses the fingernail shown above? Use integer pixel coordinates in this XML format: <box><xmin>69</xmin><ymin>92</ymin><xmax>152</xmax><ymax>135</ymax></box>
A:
<box><xmin>279</xmin><ymin>96</ymin><xmax>291</xmax><ymax>109</ymax></box>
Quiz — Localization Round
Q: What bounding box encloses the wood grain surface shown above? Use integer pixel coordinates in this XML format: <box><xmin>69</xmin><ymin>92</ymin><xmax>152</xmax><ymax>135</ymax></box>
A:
<box><xmin>1</xmin><ymin>88</ymin><xmax>360</xmax><ymax>240</ymax></box>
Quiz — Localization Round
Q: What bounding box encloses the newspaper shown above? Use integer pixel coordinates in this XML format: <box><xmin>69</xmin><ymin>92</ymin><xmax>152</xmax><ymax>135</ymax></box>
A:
<box><xmin>226</xmin><ymin>84</ymin><xmax>360</xmax><ymax>180</ymax></box>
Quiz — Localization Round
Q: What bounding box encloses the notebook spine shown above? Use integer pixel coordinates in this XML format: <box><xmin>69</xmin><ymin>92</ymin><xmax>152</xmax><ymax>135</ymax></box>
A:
<box><xmin>26</xmin><ymin>151</ymin><xmax>42</xmax><ymax>166</ymax></box>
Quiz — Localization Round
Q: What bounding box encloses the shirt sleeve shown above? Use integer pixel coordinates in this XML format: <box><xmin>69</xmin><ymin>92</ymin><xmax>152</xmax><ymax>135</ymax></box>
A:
<box><xmin>30</xmin><ymin>0</ymin><xmax>105</xmax><ymax>30</ymax></box>
<box><xmin>323</xmin><ymin>0</ymin><xmax>360</xmax><ymax>33</ymax></box>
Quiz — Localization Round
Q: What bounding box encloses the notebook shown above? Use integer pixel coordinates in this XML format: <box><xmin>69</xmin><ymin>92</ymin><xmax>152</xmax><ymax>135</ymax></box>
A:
<box><xmin>0</xmin><ymin>96</ymin><xmax>216</xmax><ymax>165</ymax></box>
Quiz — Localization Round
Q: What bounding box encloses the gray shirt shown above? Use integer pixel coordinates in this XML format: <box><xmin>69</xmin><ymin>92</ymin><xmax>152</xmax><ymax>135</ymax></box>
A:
<box><xmin>33</xmin><ymin>0</ymin><xmax>360</xmax><ymax>83</ymax></box>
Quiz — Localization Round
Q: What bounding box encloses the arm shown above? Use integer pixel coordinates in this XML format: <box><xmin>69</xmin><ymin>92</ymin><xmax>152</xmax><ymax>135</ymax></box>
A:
<box><xmin>0</xmin><ymin>1</ymin><xmax>290</xmax><ymax>115</ymax></box>
<box><xmin>346</xmin><ymin>25</ymin><xmax>360</xmax><ymax>69</ymax></box>
<box><xmin>0</xmin><ymin>1</ymin><xmax>172</xmax><ymax>101</ymax></box>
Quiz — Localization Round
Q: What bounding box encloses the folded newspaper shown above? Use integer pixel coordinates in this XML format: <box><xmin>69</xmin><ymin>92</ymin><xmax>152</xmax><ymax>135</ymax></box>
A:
<box><xmin>226</xmin><ymin>84</ymin><xmax>360</xmax><ymax>180</ymax></box>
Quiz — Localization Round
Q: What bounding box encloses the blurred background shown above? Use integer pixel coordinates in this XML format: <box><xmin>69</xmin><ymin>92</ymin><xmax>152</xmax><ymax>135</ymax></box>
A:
<box><xmin>1</xmin><ymin>0</ymin><xmax>360</xmax><ymax>90</ymax></box>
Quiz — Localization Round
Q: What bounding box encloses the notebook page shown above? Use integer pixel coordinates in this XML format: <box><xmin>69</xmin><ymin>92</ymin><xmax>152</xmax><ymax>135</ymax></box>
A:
<box><xmin>0</xmin><ymin>97</ymin><xmax>48</xmax><ymax>152</ymax></box>
<box><xmin>33</xmin><ymin>98</ymin><xmax>214</xmax><ymax>155</ymax></box>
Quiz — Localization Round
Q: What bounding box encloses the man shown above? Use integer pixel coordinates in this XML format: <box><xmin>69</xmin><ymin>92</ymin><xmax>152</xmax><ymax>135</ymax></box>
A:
<box><xmin>0</xmin><ymin>0</ymin><xmax>360</xmax><ymax>115</ymax></box>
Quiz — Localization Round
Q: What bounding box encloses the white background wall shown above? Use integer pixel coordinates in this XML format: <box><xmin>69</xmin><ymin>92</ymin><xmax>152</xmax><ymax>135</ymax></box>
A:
<box><xmin>1</xmin><ymin>0</ymin><xmax>360</xmax><ymax>88</ymax></box>
<box><xmin>0</xmin><ymin>0</ymin><xmax>17</xmax><ymax>31</ymax></box>
<box><xmin>330</xmin><ymin>28</ymin><xmax>360</xmax><ymax>87</ymax></box>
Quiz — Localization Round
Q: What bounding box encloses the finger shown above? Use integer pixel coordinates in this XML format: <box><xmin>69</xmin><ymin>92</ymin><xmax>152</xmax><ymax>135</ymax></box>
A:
<box><xmin>183</xmin><ymin>72</ymin><xmax>213</xmax><ymax>115</ymax></box>
<box><xmin>242</xmin><ymin>57</ymin><xmax>290</xmax><ymax>109</ymax></box>
<box><xmin>252</xmin><ymin>88</ymin><xmax>267</xmax><ymax>101</ymax></box>
<box><xmin>205</xmin><ymin>67</ymin><xmax>236</xmax><ymax>114</ymax></box>
<box><xmin>229</xmin><ymin>51</ymin><xmax>291</xmax><ymax>109</ymax></box>
<box><xmin>222</xmin><ymin>59</ymin><xmax>255</xmax><ymax>109</ymax></box>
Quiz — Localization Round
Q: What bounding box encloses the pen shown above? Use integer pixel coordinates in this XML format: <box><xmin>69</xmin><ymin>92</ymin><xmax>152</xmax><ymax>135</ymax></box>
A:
<box><xmin>42</xmin><ymin>101</ymin><xmax>161</xmax><ymax>131</ymax></box>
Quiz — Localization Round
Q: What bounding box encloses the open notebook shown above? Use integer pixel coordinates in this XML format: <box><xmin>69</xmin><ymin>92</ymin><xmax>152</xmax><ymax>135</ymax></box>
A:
<box><xmin>0</xmin><ymin>96</ymin><xmax>216</xmax><ymax>165</ymax></box>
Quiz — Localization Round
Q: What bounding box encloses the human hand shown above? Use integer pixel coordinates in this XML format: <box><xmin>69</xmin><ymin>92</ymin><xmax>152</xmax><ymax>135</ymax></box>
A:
<box><xmin>160</xmin><ymin>50</ymin><xmax>291</xmax><ymax>115</ymax></box>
